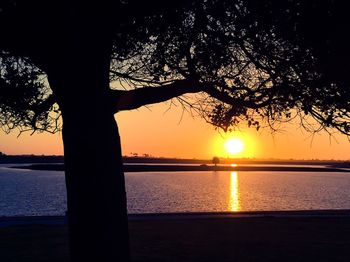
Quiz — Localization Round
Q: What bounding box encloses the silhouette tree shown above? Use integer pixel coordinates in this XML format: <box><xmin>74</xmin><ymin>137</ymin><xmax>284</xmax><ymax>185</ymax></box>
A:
<box><xmin>1</xmin><ymin>1</ymin><xmax>349</xmax><ymax>261</ymax></box>
<box><xmin>212</xmin><ymin>157</ymin><xmax>220</xmax><ymax>167</ymax></box>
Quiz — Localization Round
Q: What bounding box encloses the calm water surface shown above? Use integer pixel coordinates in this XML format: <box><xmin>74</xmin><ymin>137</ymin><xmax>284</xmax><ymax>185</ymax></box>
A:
<box><xmin>1</xmin><ymin>164</ymin><xmax>350</xmax><ymax>216</ymax></box>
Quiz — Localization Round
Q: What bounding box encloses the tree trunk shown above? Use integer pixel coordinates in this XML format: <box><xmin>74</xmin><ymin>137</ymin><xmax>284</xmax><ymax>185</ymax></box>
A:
<box><xmin>62</xmin><ymin>108</ymin><xmax>130</xmax><ymax>262</ymax></box>
<box><xmin>48</xmin><ymin>27</ymin><xmax>130</xmax><ymax>260</ymax></box>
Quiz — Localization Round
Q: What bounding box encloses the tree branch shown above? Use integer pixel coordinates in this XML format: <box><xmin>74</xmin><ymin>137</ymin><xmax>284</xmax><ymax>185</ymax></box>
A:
<box><xmin>111</xmin><ymin>79</ymin><xmax>201</xmax><ymax>112</ymax></box>
<box><xmin>201</xmin><ymin>85</ymin><xmax>271</xmax><ymax>109</ymax></box>
<box><xmin>111</xmin><ymin>78</ymin><xmax>271</xmax><ymax>113</ymax></box>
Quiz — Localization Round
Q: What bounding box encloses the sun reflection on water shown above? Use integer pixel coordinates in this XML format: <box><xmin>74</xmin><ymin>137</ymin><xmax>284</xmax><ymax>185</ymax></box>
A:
<box><xmin>229</xmin><ymin>171</ymin><xmax>240</xmax><ymax>211</ymax></box>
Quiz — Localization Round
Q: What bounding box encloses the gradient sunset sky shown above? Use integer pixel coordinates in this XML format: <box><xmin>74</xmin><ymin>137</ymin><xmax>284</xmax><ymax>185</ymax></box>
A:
<box><xmin>1</xmin><ymin>99</ymin><xmax>350</xmax><ymax>160</ymax></box>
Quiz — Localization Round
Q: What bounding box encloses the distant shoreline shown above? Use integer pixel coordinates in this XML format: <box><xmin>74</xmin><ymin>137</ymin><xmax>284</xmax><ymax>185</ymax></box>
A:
<box><xmin>10</xmin><ymin>163</ymin><xmax>350</xmax><ymax>172</ymax></box>
<box><xmin>2</xmin><ymin>155</ymin><xmax>350</xmax><ymax>166</ymax></box>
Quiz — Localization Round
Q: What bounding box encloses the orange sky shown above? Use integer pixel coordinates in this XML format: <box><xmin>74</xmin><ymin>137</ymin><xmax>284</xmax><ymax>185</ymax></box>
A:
<box><xmin>1</xmin><ymin>99</ymin><xmax>350</xmax><ymax>160</ymax></box>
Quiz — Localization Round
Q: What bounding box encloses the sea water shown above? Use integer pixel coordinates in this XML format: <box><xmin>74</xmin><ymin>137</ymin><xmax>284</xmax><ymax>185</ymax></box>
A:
<box><xmin>1</xmin><ymin>164</ymin><xmax>350</xmax><ymax>216</ymax></box>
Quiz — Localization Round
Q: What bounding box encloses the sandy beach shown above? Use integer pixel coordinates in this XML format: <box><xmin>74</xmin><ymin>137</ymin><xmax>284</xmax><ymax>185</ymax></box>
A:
<box><xmin>1</xmin><ymin>211</ymin><xmax>350</xmax><ymax>262</ymax></box>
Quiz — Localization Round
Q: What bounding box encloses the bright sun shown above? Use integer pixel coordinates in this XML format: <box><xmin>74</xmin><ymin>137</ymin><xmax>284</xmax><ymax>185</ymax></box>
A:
<box><xmin>225</xmin><ymin>138</ymin><xmax>245</xmax><ymax>155</ymax></box>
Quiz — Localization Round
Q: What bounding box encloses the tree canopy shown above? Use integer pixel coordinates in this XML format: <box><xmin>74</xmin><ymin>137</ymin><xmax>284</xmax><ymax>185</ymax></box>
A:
<box><xmin>1</xmin><ymin>0</ymin><xmax>350</xmax><ymax>134</ymax></box>
<box><xmin>2</xmin><ymin>1</ymin><xmax>350</xmax><ymax>261</ymax></box>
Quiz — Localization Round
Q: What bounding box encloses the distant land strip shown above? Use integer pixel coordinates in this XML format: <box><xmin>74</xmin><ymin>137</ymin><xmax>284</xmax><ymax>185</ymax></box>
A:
<box><xmin>2</xmin><ymin>155</ymin><xmax>350</xmax><ymax>166</ymax></box>
<box><xmin>10</xmin><ymin>164</ymin><xmax>350</xmax><ymax>173</ymax></box>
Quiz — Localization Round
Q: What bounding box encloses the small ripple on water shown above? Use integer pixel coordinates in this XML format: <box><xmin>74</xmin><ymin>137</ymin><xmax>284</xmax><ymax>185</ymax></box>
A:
<box><xmin>1</xmin><ymin>165</ymin><xmax>350</xmax><ymax>216</ymax></box>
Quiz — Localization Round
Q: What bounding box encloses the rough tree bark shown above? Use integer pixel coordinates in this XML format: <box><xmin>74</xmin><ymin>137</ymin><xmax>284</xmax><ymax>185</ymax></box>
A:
<box><xmin>62</xmin><ymin>105</ymin><xmax>129</xmax><ymax>262</ymax></box>
<box><xmin>48</xmin><ymin>25</ymin><xmax>130</xmax><ymax>261</ymax></box>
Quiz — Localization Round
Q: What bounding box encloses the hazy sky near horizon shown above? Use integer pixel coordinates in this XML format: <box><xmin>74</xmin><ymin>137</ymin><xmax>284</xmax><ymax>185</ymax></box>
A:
<box><xmin>1</xmin><ymin>100</ymin><xmax>350</xmax><ymax>160</ymax></box>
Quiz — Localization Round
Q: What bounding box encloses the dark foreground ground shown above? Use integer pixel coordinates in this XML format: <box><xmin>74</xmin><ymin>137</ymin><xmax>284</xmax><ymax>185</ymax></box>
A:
<box><xmin>1</xmin><ymin>214</ymin><xmax>350</xmax><ymax>262</ymax></box>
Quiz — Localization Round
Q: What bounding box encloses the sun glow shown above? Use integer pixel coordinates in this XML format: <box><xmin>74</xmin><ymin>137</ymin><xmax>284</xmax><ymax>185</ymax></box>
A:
<box><xmin>225</xmin><ymin>138</ymin><xmax>244</xmax><ymax>155</ymax></box>
<box><xmin>211</xmin><ymin>132</ymin><xmax>256</xmax><ymax>159</ymax></box>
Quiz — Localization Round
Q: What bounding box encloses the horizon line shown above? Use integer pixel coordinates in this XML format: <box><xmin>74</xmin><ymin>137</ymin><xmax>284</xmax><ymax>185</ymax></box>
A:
<box><xmin>1</xmin><ymin>154</ymin><xmax>350</xmax><ymax>162</ymax></box>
